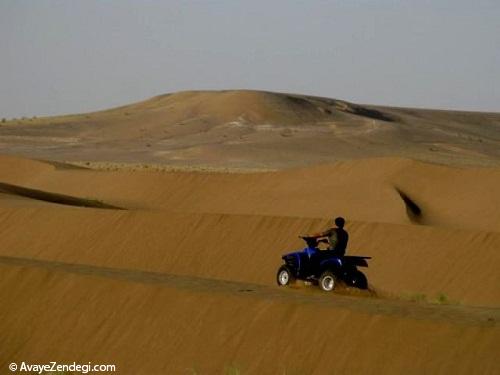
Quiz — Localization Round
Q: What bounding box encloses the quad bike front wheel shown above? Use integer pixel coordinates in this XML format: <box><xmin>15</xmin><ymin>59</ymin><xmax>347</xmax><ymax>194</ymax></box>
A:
<box><xmin>276</xmin><ymin>265</ymin><xmax>295</xmax><ymax>286</ymax></box>
<box><xmin>319</xmin><ymin>270</ymin><xmax>337</xmax><ymax>292</ymax></box>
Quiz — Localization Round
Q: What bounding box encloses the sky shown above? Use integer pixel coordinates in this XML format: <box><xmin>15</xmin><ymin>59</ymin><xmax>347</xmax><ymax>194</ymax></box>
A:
<box><xmin>1</xmin><ymin>0</ymin><xmax>499</xmax><ymax>118</ymax></box>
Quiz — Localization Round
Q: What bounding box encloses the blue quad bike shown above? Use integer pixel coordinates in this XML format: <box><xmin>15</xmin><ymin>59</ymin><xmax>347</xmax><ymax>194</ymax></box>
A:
<box><xmin>276</xmin><ymin>236</ymin><xmax>371</xmax><ymax>292</ymax></box>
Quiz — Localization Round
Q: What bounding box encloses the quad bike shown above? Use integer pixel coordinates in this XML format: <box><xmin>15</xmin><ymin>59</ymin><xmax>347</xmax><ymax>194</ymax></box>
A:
<box><xmin>276</xmin><ymin>236</ymin><xmax>370</xmax><ymax>291</ymax></box>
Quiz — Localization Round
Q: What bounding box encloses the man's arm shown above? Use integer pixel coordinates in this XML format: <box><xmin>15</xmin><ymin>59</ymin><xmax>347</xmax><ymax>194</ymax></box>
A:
<box><xmin>308</xmin><ymin>228</ymin><xmax>333</xmax><ymax>238</ymax></box>
<box><xmin>328</xmin><ymin>229</ymin><xmax>338</xmax><ymax>249</ymax></box>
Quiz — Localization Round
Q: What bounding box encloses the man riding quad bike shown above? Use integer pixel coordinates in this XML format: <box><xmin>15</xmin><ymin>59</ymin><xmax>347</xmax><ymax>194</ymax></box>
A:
<box><xmin>276</xmin><ymin>217</ymin><xmax>370</xmax><ymax>291</ymax></box>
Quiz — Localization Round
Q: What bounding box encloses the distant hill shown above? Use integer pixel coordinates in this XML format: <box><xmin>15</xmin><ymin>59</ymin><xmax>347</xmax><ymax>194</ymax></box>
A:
<box><xmin>1</xmin><ymin>90</ymin><xmax>500</xmax><ymax>168</ymax></box>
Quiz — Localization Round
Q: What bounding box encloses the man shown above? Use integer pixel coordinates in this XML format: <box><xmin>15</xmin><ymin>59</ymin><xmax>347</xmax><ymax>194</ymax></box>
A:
<box><xmin>309</xmin><ymin>217</ymin><xmax>349</xmax><ymax>257</ymax></box>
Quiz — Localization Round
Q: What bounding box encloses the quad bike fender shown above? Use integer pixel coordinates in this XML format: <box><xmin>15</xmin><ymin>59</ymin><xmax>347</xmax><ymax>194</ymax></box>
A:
<box><xmin>282</xmin><ymin>252</ymin><xmax>302</xmax><ymax>276</ymax></box>
<box><xmin>319</xmin><ymin>258</ymin><xmax>343</xmax><ymax>273</ymax></box>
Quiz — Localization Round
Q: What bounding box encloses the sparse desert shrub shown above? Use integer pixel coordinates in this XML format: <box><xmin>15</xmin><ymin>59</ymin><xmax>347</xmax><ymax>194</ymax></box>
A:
<box><xmin>1</xmin><ymin>118</ymin><xmax>5</xmax><ymax>123</ymax></box>
<box><xmin>434</xmin><ymin>292</ymin><xmax>460</xmax><ymax>305</ymax></box>
<box><xmin>434</xmin><ymin>292</ymin><xmax>451</xmax><ymax>304</ymax></box>
<box><xmin>402</xmin><ymin>291</ymin><xmax>458</xmax><ymax>305</ymax></box>
<box><xmin>225</xmin><ymin>364</ymin><xmax>241</xmax><ymax>375</ymax></box>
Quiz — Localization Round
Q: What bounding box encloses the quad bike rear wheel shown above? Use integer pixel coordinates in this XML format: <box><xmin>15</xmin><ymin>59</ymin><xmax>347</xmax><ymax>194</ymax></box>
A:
<box><xmin>319</xmin><ymin>270</ymin><xmax>337</xmax><ymax>292</ymax></box>
<box><xmin>276</xmin><ymin>265</ymin><xmax>295</xmax><ymax>286</ymax></box>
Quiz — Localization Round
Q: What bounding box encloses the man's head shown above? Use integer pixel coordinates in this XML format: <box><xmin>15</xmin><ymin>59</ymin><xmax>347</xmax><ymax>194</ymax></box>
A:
<box><xmin>334</xmin><ymin>217</ymin><xmax>345</xmax><ymax>228</ymax></box>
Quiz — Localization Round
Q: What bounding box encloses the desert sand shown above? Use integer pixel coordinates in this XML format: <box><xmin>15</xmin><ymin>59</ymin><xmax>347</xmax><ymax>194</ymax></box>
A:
<box><xmin>1</xmin><ymin>91</ymin><xmax>499</xmax><ymax>374</ymax></box>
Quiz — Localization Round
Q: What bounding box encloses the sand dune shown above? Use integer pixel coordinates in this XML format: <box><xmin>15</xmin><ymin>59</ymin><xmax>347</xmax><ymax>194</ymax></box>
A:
<box><xmin>1</xmin><ymin>155</ymin><xmax>500</xmax><ymax>309</ymax></box>
<box><xmin>2</xmin><ymin>91</ymin><xmax>500</xmax><ymax>374</ymax></box>
<box><xmin>1</xmin><ymin>205</ymin><xmax>499</xmax><ymax>308</ymax></box>
<box><xmin>2</xmin><ymin>155</ymin><xmax>500</xmax><ymax>231</ymax></box>
<box><xmin>1</xmin><ymin>258</ymin><xmax>498</xmax><ymax>374</ymax></box>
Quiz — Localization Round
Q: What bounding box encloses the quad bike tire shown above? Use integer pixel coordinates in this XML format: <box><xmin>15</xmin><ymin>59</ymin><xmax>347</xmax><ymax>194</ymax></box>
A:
<box><xmin>319</xmin><ymin>270</ymin><xmax>337</xmax><ymax>292</ymax></box>
<box><xmin>349</xmin><ymin>270</ymin><xmax>368</xmax><ymax>290</ymax></box>
<box><xmin>276</xmin><ymin>265</ymin><xmax>296</xmax><ymax>286</ymax></box>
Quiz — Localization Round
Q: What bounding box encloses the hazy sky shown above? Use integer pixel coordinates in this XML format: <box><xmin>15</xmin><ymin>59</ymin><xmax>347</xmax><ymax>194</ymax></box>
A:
<box><xmin>1</xmin><ymin>1</ymin><xmax>499</xmax><ymax>118</ymax></box>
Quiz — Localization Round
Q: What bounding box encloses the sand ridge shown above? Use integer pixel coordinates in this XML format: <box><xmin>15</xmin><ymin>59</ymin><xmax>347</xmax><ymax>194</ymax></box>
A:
<box><xmin>2</xmin><ymin>155</ymin><xmax>500</xmax><ymax>231</ymax></box>
<box><xmin>0</xmin><ymin>181</ymin><xmax>123</xmax><ymax>209</ymax></box>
